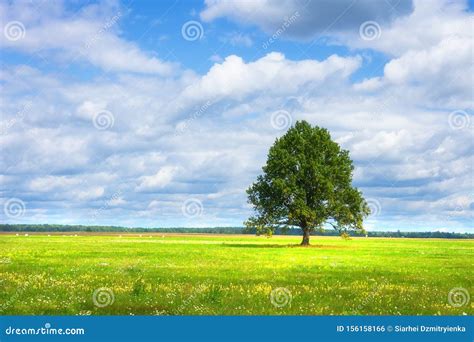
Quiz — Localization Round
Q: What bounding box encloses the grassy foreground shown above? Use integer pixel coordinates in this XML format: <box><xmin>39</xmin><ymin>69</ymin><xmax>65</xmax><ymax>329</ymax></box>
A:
<box><xmin>0</xmin><ymin>233</ymin><xmax>472</xmax><ymax>315</ymax></box>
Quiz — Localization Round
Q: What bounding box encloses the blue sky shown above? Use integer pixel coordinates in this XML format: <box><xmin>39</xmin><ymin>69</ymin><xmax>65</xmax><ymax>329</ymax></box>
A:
<box><xmin>0</xmin><ymin>0</ymin><xmax>473</xmax><ymax>232</ymax></box>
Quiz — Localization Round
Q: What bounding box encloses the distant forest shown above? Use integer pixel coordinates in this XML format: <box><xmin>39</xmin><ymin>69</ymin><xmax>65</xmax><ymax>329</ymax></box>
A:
<box><xmin>0</xmin><ymin>224</ymin><xmax>472</xmax><ymax>239</ymax></box>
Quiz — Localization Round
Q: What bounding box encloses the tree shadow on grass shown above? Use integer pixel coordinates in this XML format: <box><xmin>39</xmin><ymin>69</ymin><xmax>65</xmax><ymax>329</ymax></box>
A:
<box><xmin>221</xmin><ymin>243</ymin><xmax>349</xmax><ymax>249</ymax></box>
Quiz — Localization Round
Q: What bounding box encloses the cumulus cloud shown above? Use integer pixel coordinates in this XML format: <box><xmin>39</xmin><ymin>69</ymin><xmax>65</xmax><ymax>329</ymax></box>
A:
<box><xmin>178</xmin><ymin>52</ymin><xmax>360</xmax><ymax>102</ymax></box>
<box><xmin>0</xmin><ymin>0</ymin><xmax>174</xmax><ymax>74</ymax></box>
<box><xmin>137</xmin><ymin>166</ymin><xmax>179</xmax><ymax>192</ymax></box>
<box><xmin>201</xmin><ymin>0</ymin><xmax>413</xmax><ymax>39</ymax></box>
<box><xmin>381</xmin><ymin>35</ymin><xmax>472</xmax><ymax>107</ymax></box>
<box><xmin>344</xmin><ymin>0</ymin><xmax>471</xmax><ymax>56</ymax></box>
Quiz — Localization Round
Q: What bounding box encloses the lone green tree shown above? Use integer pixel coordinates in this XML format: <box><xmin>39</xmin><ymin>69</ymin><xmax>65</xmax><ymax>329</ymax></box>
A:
<box><xmin>245</xmin><ymin>120</ymin><xmax>369</xmax><ymax>246</ymax></box>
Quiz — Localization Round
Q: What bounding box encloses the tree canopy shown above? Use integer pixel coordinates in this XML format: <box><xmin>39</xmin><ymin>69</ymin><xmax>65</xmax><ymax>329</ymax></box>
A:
<box><xmin>245</xmin><ymin>120</ymin><xmax>369</xmax><ymax>245</ymax></box>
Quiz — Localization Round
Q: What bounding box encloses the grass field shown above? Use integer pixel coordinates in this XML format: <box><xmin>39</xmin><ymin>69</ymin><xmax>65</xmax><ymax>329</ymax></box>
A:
<box><xmin>0</xmin><ymin>233</ymin><xmax>472</xmax><ymax>315</ymax></box>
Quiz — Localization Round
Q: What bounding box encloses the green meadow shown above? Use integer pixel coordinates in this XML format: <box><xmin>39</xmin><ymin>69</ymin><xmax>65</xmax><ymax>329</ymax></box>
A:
<box><xmin>0</xmin><ymin>233</ymin><xmax>472</xmax><ymax>315</ymax></box>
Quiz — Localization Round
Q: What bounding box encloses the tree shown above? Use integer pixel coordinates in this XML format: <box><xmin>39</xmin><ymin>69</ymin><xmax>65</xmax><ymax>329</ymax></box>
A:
<box><xmin>245</xmin><ymin>120</ymin><xmax>369</xmax><ymax>246</ymax></box>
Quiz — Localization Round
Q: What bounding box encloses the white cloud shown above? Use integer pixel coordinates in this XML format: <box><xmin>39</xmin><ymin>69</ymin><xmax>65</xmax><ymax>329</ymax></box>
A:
<box><xmin>382</xmin><ymin>35</ymin><xmax>472</xmax><ymax>107</ymax></box>
<box><xmin>137</xmin><ymin>166</ymin><xmax>179</xmax><ymax>191</ymax></box>
<box><xmin>344</xmin><ymin>0</ymin><xmax>471</xmax><ymax>56</ymax></box>
<box><xmin>0</xmin><ymin>1</ymin><xmax>174</xmax><ymax>74</ymax></box>
<box><xmin>353</xmin><ymin>77</ymin><xmax>383</xmax><ymax>92</ymax></box>
<box><xmin>75</xmin><ymin>186</ymin><xmax>105</xmax><ymax>201</ymax></box>
<box><xmin>76</xmin><ymin>101</ymin><xmax>108</xmax><ymax>120</ymax></box>
<box><xmin>29</xmin><ymin>176</ymin><xmax>78</xmax><ymax>192</ymax></box>
<box><xmin>179</xmin><ymin>52</ymin><xmax>361</xmax><ymax>103</ymax></box>
<box><xmin>201</xmin><ymin>0</ymin><xmax>413</xmax><ymax>39</ymax></box>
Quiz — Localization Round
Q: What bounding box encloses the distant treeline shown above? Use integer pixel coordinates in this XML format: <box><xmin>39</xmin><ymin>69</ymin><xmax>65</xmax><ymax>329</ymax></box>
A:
<box><xmin>0</xmin><ymin>224</ymin><xmax>472</xmax><ymax>239</ymax></box>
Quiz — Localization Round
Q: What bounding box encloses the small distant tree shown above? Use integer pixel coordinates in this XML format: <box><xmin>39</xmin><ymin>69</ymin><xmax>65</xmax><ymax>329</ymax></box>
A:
<box><xmin>245</xmin><ymin>121</ymin><xmax>369</xmax><ymax>246</ymax></box>
<box><xmin>340</xmin><ymin>232</ymin><xmax>352</xmax><ymax>240</ymax></box>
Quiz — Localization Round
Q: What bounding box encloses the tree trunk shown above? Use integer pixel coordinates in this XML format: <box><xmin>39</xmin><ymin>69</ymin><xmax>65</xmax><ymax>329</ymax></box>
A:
<box><xmin>301</xmin><ymin>228</ymin><xmax>310</xmax><ymax>246</ymax></box>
